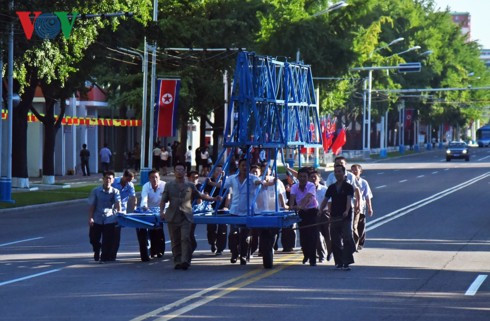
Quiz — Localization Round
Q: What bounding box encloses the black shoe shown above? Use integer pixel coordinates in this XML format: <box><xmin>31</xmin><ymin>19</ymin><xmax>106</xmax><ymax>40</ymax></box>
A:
<box><xmin>94</xmin><ymin>251</ymin><xmax>100</xmax><ymax>262</ymax></box>
<box><xmin>157</xmin><ymin>253</ymin><xmax>163</xmax><ymax>258</ymax></box>
<box><xmin>282</xmin><ymin>248</ymin><xmax>293</xmax><ymax>253</ymax></box>
<box><xmin>240</xmin><ymin>257</ymin><xmax>247</xmax><ymax>265</ymax></box>
<box><xmin>357</xmin><ymin>245</ymin><xmax>363</xmax><ymax>251</ymax></box>
<box><xmin>141</xmin><ymin>257</ymin><xmax>150</xmax><ymax>262</ymax></box>
<box><xmin>181</xmin><ymin>262</ymin><xmax>190</xmax><ymax>270</ymax></box>
<box><xmin>174</xmin><ymin>264</ymin><xmax>182</xmax><ymax>270</ymax></box>
<box><xmin>342</xmin><ymin>264</ymin><xmax>351</xmax><ymax>271</ymax></box>
<box><xmin>326</xmin><ymin>253</ymin><xmax>332</xmax><ymax>262</ymax></box>
<box><xmin>215</xmin><ymin>251</ymin><xmax>223</xmax><ymax>256</ymax></box>
<box><xmin>309</xmin><ymin>258</ymin><xmax>316</xmax><ymax>266</ymax></box>
<box><xmin>318</xmin><ymin>258</ymin><xmax>324</xmax><ymax>264</ymax></box>
<box><xmin>302</xmin><ymin>257</ymin><xmax>308</xmax><ymax>264</ymax></box>
<box><xmin>335</xmin><ymin>264</ymin><xmax>342</xmax><ymax>270</ymax></box>
<box><xmin>211</xmin><ymin>244</ymin><xmax>217</xmax><ymax>253</ymax></box>
<box><xmin>230</xmin><ymin>257</ymin><xmax>238</xmax><ymax>264</ymax></box>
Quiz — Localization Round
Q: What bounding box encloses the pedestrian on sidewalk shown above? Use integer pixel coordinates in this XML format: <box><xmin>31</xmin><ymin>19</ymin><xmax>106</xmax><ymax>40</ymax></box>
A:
<box><xmin>160</xmin><ymin>162</ymin><xmax>220</xmax><ymax>270</ymax></box>
<box><xmin>80</xmin><ymin>144</ymin><xmax>91</xmax><ymax>176</ymax></box>
<box><xmin>99</xmin><ymin>143</ymin><xmax>112</xmax><ymax>172</ymax></box>
<box><xmin>88</xmin><ymin>171</ymin><xmax>121</xmax><ymax>263</ymax></box>
<box><xmin>185</xmin><ymin>146</ymin><xmax>193</xmax><ymax>176</ymax></box>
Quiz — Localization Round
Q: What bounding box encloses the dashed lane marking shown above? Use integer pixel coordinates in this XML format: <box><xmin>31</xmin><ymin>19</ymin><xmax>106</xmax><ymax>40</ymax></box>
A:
<box><xmin>465</xmin><ymin>275</ymin><xmax>488</xmax><ymax>296</ymax></box>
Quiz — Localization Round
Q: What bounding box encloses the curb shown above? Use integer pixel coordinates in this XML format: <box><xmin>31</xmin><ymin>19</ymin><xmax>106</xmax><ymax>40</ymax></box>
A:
<box><xmin>0</xmin><ymin>198</ymin><xmax>88</xmax><ymax>214</ymax></box>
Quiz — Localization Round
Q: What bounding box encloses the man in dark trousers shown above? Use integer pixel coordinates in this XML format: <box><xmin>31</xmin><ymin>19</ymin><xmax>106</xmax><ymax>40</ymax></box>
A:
<box><xmin>321</xmin><ymin>164</ymin><xmax>356</xmax><ymax>271</ymax></box>
<box><xmin>160</xmin><ymin>163</ymin><xmax>220</xmax><ymax>270</ymax></box>
<box><xmin>195</xmin><ymin>146</ymin><xmax>202</xmax><ymax>174</ymax></box>
<box><xmin>80</xmin><ymin>144</ymin><xmax>90</xmax><ymax>176</ymax></box>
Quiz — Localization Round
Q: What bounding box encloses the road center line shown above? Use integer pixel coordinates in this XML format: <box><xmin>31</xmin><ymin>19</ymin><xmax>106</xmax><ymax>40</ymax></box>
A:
<box><xmin>375</xmin><ymin>185</ymin><xmax>387</xmax><ymax>189</ymax></box>
<box><xmin>477</xmin><ymin>155</ymin><xmax>490</xmax><ymax>161</ymax></box>
<box><xmin>465</xmin><ymin>275</ymin><xmax>488</xmax><ymax>296</ymax></box>
<box><xmin>0</xmin><ymin>269</ymin><xmax>61</xmax><ymax>287</ymax></box>
<box><xmin>131</xmin><ymin>255</ymin><xmax>301</xmax><ymax>321</ymax></box>
<box><xmin>0</xmin><ymin>237</ymin><xmax>44</xmax><ymax>247</ymax></box>
<box><xmin>399</xmin><ymin>180</ymin><xmax>408</xmax><ymax>183</ymax></box>
<box><xmin>417</xmin><ymin>175</ymin><xmax>425</xmax><ymax>178</ymax></box>
<box><xmin>432</xmin><ymin>171</ymin><xmax>438</xmax><ymax>174</ymax></box>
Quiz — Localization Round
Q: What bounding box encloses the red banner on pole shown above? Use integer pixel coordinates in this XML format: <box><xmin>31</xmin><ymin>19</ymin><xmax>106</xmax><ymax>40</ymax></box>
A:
<box><xmin>331</xmin><ymin>128</ymin><xmax>346</xmax><ymax>155</ymax></box>
<box><xmin>155</xmin><ymin>79</ymin><xmax>180</xmax><ymax>137</ymax></box>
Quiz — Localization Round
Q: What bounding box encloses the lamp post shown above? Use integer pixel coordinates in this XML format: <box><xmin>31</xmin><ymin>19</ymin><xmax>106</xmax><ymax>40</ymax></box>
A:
<box><xmin>0</xmin><ymin>0</ymin><xmax>15</xmax><ymax>202</ymax></box>
<box><xmin>362</xmin><ymin>38</ymin><xmax>404</xmax><ymax>158</ymax></box>
<box><xmin>116</xmin><ymin>46</ymin><xmax>149</xmax><ymax>179</ymax></box>
<box><xmin>312</xmin><ymin>1</ymin><xmax>349</xmax><ymax>16</ymax></box>
<box><xmin>377</xmin><ymin>45</ymin><xmax>421</xmax><ymax>157</ymax></box>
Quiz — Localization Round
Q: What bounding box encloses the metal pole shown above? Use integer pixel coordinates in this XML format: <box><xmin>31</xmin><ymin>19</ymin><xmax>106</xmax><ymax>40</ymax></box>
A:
<box><xmin>147</xmin><ymin>0</ymin><xmax>158</xmax><ymax>169</ymax></box>
<box><xmin>223</xmin><ymin>70</ymin><xmax>228</xmax><ymax>160</ymax></box>
<box><xmin>139</xmin><ymin>39</ymin><xmax>149</xmax><ymax>171</ymax></box>
<box><xmin>362</xmin><ymin>78</ymin><xmax>367</xmax><ymax>152</ymax></box>
<box><xmin>0</xmin><ymin>40</ymin><xmax>3</xmax><ymax>176</ymax></box>
<box><xmin>366</xmin><ymin>69</ymin><xmax>373</xmax><ymax>156</ymax></box>
<box><xmin>1</xmin><ymin>0</ymin><xmax>15</xmax><ymax>202</ymax></box>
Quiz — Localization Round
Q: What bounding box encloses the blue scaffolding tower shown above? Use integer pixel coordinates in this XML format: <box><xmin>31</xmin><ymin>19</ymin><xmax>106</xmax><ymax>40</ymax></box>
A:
<box><xmin>118</xmin><ymin>51</ymin><xmax>322</xmax><ymax>267</ymax></box>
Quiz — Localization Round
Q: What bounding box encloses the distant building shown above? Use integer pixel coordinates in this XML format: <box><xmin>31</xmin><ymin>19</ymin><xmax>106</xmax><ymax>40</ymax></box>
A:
<box><xmin>450</xmin><ymin>12</ymin><xmax>471</xmax><ymax>40</ymax></box>
<box><xmin>480</xmin><ymin>49</ymin><xmax>490</xmax><ymax>68</ymax></box>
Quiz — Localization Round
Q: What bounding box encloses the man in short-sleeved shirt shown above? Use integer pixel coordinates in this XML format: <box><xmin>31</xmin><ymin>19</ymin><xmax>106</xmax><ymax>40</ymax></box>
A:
<box><xmin>99</xmin><ymin>144</ymin><xmax>112</xmax><ymax>172</ymax></box>
<box><xmin>160</xmin><ymin>163</ymin><xmax>219</xmax><ymax>270</ymax></box>
<box><xmin>222</xmin><ymin>159</ymin><xmax>263</xmax><ymax>265</ymax></box>
<box><xmin>111</xmin><ymin>169</ymin><xmax>136</xmax><ymax>260</ymax></box>
<box><xmin>323</xmin><ymin>164</ymin><xmax>356</xmax><ymax>270</ymax></box>
<box><xmin>138</xmin><ymin>169</ymin><xmax>166</xmax><ymax>261</ymax></box>
<box><xmin>88</xmin><ymin>171</ymin><xmax>121</xmax><ymax>263</ymax></box>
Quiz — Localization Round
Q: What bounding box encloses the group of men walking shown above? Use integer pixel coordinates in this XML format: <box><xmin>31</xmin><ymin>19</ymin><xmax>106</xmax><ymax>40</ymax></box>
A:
<box><xmin>87</xmin><ymin>156</ymin><xmax>373</xmax><ymax>271</ymax></box>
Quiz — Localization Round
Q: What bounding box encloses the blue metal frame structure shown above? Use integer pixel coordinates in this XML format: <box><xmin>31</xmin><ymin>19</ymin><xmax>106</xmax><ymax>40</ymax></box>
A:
<box><xmin>118</xmin><ymin>51</ymin><xmax>321</xmax><ymax>229</ymax></box>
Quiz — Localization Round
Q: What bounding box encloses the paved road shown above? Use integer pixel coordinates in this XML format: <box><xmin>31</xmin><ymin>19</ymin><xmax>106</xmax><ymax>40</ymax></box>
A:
<box><xmin>1</xmin><ymin>147</ymin><xmax>489</xmax><ymax>321</ymax></box>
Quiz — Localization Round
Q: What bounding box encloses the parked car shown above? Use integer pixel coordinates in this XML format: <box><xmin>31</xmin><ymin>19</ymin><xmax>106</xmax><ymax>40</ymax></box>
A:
<box><xmin>446</xmin><ymin>141</ymin><xmax>470</xmax><ymax>161</ymax></box>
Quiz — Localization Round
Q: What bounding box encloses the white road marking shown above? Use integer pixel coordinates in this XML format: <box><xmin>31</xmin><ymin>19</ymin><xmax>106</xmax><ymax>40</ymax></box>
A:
<box><xmin>432</xmin><ymin>171</ymin><xmax>439</xmax><ymax>174</ymax></box>
<box><xmin>477</xmin><ymin>155</ymin><xmax>490</xmax><ymax>161</ymax></box>
<box><xmin>399</xmin><ymin>180</ymin><xmax>408</xmax><ymax>183</ymax></box>
<box><xmin>0</xmin><ymin>269</ymin><xmax>61</xmax><ymax>287</ymax></box>
<box><xmin>444</xmin><ymin>168</ymin><xmax>450</xmax><ymax>171</ymax></box>
<box><xmin>0</xmin><ymin>237</ymin><xmax>44</xmax><ymax>247</ymax></box>
<box><xmin>375</xmin><ymin>185</ymin><xmax>387</xmax><ymax>189</ymax></box>
<box><xmin>417</xmin><ymin>175</ymin><xmax>425</xmax><ymax>178</ymax></box>
<box><xmin>377</xmin><ymin>172</ymin><xmax>384</xmax><ymax>175</ymax></box>
<box><xmin>465</xmin><ymin>275</ymin><xmax>488</xmax><ymax>296</ymax></box>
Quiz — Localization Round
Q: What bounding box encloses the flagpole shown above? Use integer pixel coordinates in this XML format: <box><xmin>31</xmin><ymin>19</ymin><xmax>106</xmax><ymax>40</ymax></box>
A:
<box><xmin>147</xmin><ymin>0</ymin><xmax>158</xmax><ymax>170</ymax></box>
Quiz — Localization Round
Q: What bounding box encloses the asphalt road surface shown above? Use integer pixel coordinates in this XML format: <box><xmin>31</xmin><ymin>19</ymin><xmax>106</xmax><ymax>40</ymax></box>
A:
<box><xmin>1</xmin><ymin>147</ymin><xmax>489</xmax><ymax>321</ymax></box>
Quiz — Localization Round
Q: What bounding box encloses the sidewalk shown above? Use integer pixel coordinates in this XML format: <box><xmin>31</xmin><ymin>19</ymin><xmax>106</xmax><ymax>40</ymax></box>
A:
<box><xmin>14</xmin><ymin>170</ymin><xmax>179</xmax><ymax>193</ymax></box>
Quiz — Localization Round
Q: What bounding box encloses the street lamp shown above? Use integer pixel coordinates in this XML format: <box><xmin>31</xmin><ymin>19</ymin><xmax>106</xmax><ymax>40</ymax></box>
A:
<box><xmin>117</xmin><ymin>46</ymin><xmax>149</xmax><ymax>175</ymax></box>
<box><xmin>362</xmin><ymin>38</ymin><xmax>405</xmax><ymax>158</ymax></box>
<box><xmin>312</xmin><ymin>1</ymin><xmax>349</xmax><ymax>16</ymax></box>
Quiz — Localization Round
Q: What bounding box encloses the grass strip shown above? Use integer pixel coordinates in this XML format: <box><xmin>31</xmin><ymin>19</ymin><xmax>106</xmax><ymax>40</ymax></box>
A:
<box><xmin>0</xmin><ymin>184</ymin><xmax>142</xmax><ymax>209</ymax></box>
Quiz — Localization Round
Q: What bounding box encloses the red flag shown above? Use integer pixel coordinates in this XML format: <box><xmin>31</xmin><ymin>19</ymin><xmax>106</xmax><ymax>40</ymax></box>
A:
<box><xmin>331</xmin><ymin>128</ymin><xmax>346</xmax><ymax>155</ymax></box>
<box><xmin>155</xmin><ymin>79</ymin><xmax>180</xmax><ymax>137</ymax></box>
<box><xmin>321</xmin><ymin>119</ymin><xmax>329</xmax><ymax>150</ymax></box>
<box><xmin>405</xmin><ymin>108</ymin><xmax>414</xmax><ymax>129</ymax></box>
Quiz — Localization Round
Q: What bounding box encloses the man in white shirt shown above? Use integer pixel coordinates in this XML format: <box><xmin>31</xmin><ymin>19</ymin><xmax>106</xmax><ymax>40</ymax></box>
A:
<box><xmin>351</xmin><ymin>164</ymin><xmax>373</xmax><ymax>250</ymax></box>
<box><xmin>185</xmin><ymin>146</ymin><xmax>193</xmax><ymax>175</ymax></box>
<box><xmin>99</xmin><ymin>143</ymin><xmax>112</xmax><ymax>172</ymax></box>
<box><xmin>223</xmin><ymin>159</ymin><xmax>264</xmax><ymax>265</ymax></box>
<box><xmin>137</xmin><ymin>169</ymin><xmax>166</xmax><ymax>261</ymax></box>
<box><xmin>309</xmin><ymin>170</ymin><xmax>331</xmax><ymax>263</ymax></box>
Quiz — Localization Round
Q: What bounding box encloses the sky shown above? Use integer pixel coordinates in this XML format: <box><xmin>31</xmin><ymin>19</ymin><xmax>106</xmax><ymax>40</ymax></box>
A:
<box><xmin>432</xmin><ymin>0</ymin><xmax>490</xmax><ymax>48</ymax></box>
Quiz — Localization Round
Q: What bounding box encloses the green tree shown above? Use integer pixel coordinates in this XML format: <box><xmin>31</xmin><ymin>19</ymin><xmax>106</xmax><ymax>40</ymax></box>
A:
<box><xmin>3</xmin><ymin>0</ymin><xmax>151</xmax><ymax>184</ymax></box>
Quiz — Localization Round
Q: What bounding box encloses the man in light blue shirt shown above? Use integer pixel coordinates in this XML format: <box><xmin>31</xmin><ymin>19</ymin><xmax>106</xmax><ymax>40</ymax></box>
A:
<box><xmin>223</xmin><ymin>159</ymin><xmax>264</xmax><ymax>265</ymax></box>
<box><xmin>111</xmin><ymin>169</ymin><xmax>136</xmax><ymax>260</ymax></box>
<box><xmin>88</xmin><ymin>171</ymin><xmax>121</xmax><ymax>263</ymax></box>
<box><xmin>99</xmin><ymin>143</ymin><xmax>112</xmax><ymax>172</ymax></box>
